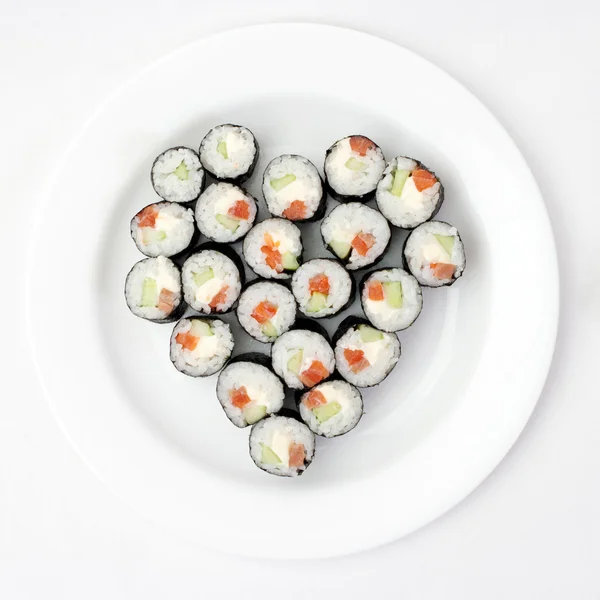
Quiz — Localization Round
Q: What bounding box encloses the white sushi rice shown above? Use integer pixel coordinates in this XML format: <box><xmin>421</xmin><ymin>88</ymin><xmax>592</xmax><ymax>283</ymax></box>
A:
<box><xmin>291</xmin><ymin>259</ymin><xmax>353</xmax><ymax>318</ymax></box>
<box><xmin>130</xmin><ymin>202</ymin><xmax>195</xmax><ymax>258</ymax></box>
<box><xmin>249</xmin><ymin>416</ymin><xmax>315</xmax><ymax>477</ymax></box>
<box><xmin>271</xmin><ymin>330</ymin><xmax>335</xmax><ymax>390</ymax></box>
<box><xmin>151</xmin><ymin>147</ymin><xmax>204</xmax><ymax>203</ymax></box>
<box><xmin>242</xmin><ymin>218</ymin><xmax>303</xmax><ymax>280</ymax></box>
<box><xmin>298</xmin><ymin>380</ymin><xmax>363</xmax><ymax>438</ymax></box>
<box><xmin>195</xmin><ymin>182</ymin><xmax>257</xmax><ymax>243</ymax></box>
<box><xmin>262</xmin><ymin>155</ymin><xmax>323</xmax><ymax>220</ymax></box>
<box><xmin>321</xmin><ymin>203</ymin><xmax>391</xmax><ymax>270</ymax></box>
<box><xmin>236</xmin><ymin>281</ymin><xmax>297</xmax><ymax>343</ymax></box>
<box><xmin>216</xmin><ymin>361</ymin><xmax>284</xmax><ymax>428</ymax></box>
<box><xmin>199</xmin><ymin>124</ymin><xmax>257</xmax><ymax>180</ymax></box>
<box><xmin>169</xmin><ymin>318</ymin><xmax>233</xmax><ymax>377</ymax></box>
<box><xmin>361</xmin><ymin>268</ymin><xmax>423</xmax><ymax>332</ymax></box>
<box><xmin>181</xmin><ymin>250</ymin><xmax>241</xmax><ymax>314</ymax></box>
<box><xmin>324</xmin><ymin>136</ymin><xmax>385</xmax><ymax>198</ymax></box>
<box><xmin>404</xmin><ymin>221</ymin><xmax>466</xmax><ymax>287</ymax></box>
<box><xmin>335</xmin><ymin>325</ymin><xmax>400</xmax><ymax>387</ymax></box>
<box><xmin>376</xmin><ymin>157</ymin><xmax>442</xmax><ymax>229</ymax></box>
<box><xmin>125</xmin><ymin>256</ymin><xmax>181</xmax><ymax>321</ymax></box>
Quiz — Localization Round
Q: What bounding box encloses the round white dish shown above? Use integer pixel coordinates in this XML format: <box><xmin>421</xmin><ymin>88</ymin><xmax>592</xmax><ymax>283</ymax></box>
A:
<box><xmin>26</xmin><ymin>23</ymin><xmax>558</xmax><ymax>559</ymax></box>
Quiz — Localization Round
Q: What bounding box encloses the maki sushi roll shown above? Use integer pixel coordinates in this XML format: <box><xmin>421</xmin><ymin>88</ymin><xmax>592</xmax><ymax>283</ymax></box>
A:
<box><xmin>199</xmin><ymin>124</ymin><xmax>259</xmax><ymax>184</ymax></box>
<box><xmin>195</xmin><ymin>182</ymin><xmax>257</xmax><ymax>243</ymax></box>
<box><xmin>360</xmin><ymin>268</ymin><xmax>423</xmax><ymax>332</ymax></box>
<box><xmin>216</xmin><ymin>353</ymin><xmax>285</xmax><ymax>428</ymax></box>
<box><xmin>130</xmin><ymin>201</ymin><xmax>197</xmax><ymax>258</ymax></box>
<box><xmin>376</xmin><ymin>157</ymin><xmax>443</xmax><ymax>229</ymax></box>
<box><xmin>249</xmin><ymin>415</ymin><xmax>315</xmax><ymax>477</ymax></box>
<box><xmin>169</xmin><ymin>317</ymin><xmax>233</xmax><ymax>377</ymax></box>
<box><xmin>333</xmin><ymin>317</ymin><xmax>400</xmax><ymax>387</ymax></box>
<box><xmin>151</xmin><ymin>147</ymin><xmax>204</xmax><ymax>204</ymax></box>
<box><xmin>242</xmin><ymin>218</ymin><xmax>303</xmax><ymax>280</ymax></box>
<box><xmin>291</xmin><ymin>258</ymin><xmax>354</xmax><ymax>318</ymax></box>
<box><xmin>125</xmin><ymin>256</ymin><xmax>183</xmax><ymax>322</ymax></box>
<box><xmin>404</xmin><ymin>221</ymin><xmax>466</xmax><ymax>287</ymax></box>
<box><xmin>271</xmin><ymin>329</ymin><xmax>335</xmax><ymax>390</ymax></box>
<box><xmin>321</xmin><ymin>202</ymin><xmax>391</xmax><ymax>270</ymax></box>
<box><xmin>236</xmin><ymin>281</ymin><xmax>296</xmax><ymax>343</ymax></box>
<box><xmin>324</xmin><ymin>135</ymin><xmax>385</xmax><ymax>202</ymax></box>
<box><xmin>298</xmin><ymin>380</ymin><xmax>363</xmax><ymax>438</ymax></box>
<box><xmin>262</xmin><ymin>155</ymin><xmax>325</xmax><ymax>222</ymax></box>
<box><xmin>181</xmin><ymin>246</ymin><xmax>243</xmax><ymax>314</ymax></box>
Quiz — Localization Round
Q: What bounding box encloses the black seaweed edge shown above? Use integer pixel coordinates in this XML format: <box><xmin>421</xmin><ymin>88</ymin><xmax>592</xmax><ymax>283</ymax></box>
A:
<box><xmin>291</xmin><ymin>258</ymin><xmax>356</xmax><ymax>319</ymax></box>
<box><xmin>150</xmin><ymin>146</ymin><xmax>205</xmax><ymax>206</ymax></box>
<box><xmin>181</xmin><ymin>242</ymin><xmax>246</xmax><ymax>315</ymax></box>
<box><xmin>358</xmin><ymin>268</ymin><xmax>423</xmax><ymax>333</ymax></box>
<box><xmin>168</xmin><ymin>315</ymin><xmax>233</xmax><ymax>377</ymax></box>
<box><xmin>198</xmin><ymin>124</ymin><xmax>260</xmax><ymax>185</ymax></box>
<box><xmin>261</xmin><ymin>154</ymin><xmax>327</xmax><ymax>223</ymax></box>
<box><xmin>401</xmin><ymin>220</ymin><xmax>466</xmax><ymax>288</ymax></box>
<box><xmin>375</xmin><ymin>156</ymin><xmax>445</xmax><ymax>230</ymax></box>
<box><xmin>124</xmin><ymin>257</ymin><xmax>186</xmax><ymax>324</ymax></box>
<box><xmin>323</xmin><ymin>135</ymin><xmax>385</xmax><ymax>203</ymax></box>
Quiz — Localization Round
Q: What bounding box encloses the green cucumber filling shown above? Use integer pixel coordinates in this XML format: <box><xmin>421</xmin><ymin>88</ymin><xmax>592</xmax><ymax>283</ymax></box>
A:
<box><xmin>270</xmin><ymin>173</ymin><xmax>296</xmax><ymax>191</ymax></box>
<box><xmin>260</xmin><ymin>443</ymin><xmax>282</xmax><ymax>465</ymax></box>
<box><xmin>434</xmin><ymin>234</ymin><xmax>455</xmax><ymax>256</ymax></box>
<box><xmin>190</xmin><ymin>320</ymin><xmax>213</xmax><ymax>337</ymax></box>
<box><xmin>140</xmin><ymin>277</ymin><xmax>158</xmax><ymax>307</ymax></box>
<box><xmin>192</xmin><ymin>268</ymin><xmax>215</xmax><ymax>287</ymax></box>
<box><xmin>306</xmin><ymin>292</ymin><xmax>327</xmax><ymax>313</ymax></box>
<box><xmin>391</xmin><ymin>169</ymin><xmax>410</xmax><ymax>197</ymax></box>
<box><xmin>174</xmin><ymin>161</ymin><xmax>189</xmax><ymax>180</ymax></box>
<box><xmin>345</xmin><ymin>157</ymin><xmax>367</xmax><ymax>172</ymax></box>
<box><xmin>281</xmin><ymin>252</ymin><xmax>299</xmax><ymax>271</ymax></box>
<box><xmin>382</xmin><ymin>281</ymin><xmax>403</xmax><ymax>309</ymax></box>
<box><xmin>358</xmin><ymin>324</ymin><xmax>384</xmax><ymax>342</ymax></box>
<box><xmin>243</xmin><ymin>405</ymin><xmax>267</xmax><ymax>425</ymax></box>
<box><xmin>287</xmin><ymin>349</ymin><xmax>304</xmax><ymax>374</ymax></box>
<box><xmin>142</xmin><ymin>229</ymin><xmax>167</xmax><ymax>244</ymax></box>
<box><xmin>217</xmin><ymin>140</ymin><xmax>228</xmax><ymax>159</ymax></box>
<box><xmin>261</xmin><ymin>321</ymin><xmax>278</xmax><ymax>338</ymax></box>
<box><xmin>329</xmin><ymin>239</ymin><xmax>351</xmax><ymax>259</ymax></box>
<box><xmin>313</xmin><ymin>401</ymin><xmax>342</xmax><ymax>423</ymax></box>
<box><xmin>216</xmin><ymin>213</ymin><xmax>240</xmax><ymax>232</ymax></box>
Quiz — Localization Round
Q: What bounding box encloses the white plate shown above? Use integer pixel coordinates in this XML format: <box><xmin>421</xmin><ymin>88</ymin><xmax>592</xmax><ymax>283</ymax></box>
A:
<box><xmin>26</xmin><ymin>24</ymin><xmax>558</xmax><ymax>559</ymax></box>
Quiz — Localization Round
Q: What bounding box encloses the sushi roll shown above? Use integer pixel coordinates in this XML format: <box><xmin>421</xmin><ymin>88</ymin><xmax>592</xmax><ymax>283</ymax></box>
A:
<box><xmin>195</xmin><ymin>182</ymin><xmax>257</xmax><ymax>243</ymax></box>
<box><xmin>333</xmin><ymin>317</ymin><xmax>400</xmax><ymax>387</ymax></box>
<box><xmin>291</xmin><ymin>258</ymin><xmax>354</xmax><ymax>318</ymax></box>
<box><xmin>216</xmin><ymin>353</ymin><xmax>285</xmax><ymax>428</ymax></box>
<box><xmin>298</xmin><ymin>380</ymin><xmax>363</xmax><ymax>438</ymax></box>
<box><xmin>403</xmin><ymin>221</ymin><xmax>466</xmax><ymax>287</ymax></box>
<box><xmin>249</xmin><ymin>415</ymin><xmax>315</xmax><ymax>477</ymax></box>
<box><xmin>271</xmin><ymin>329</ymin><xmax>335</xmax><ymax>390</ymax></box>
<box><xmin>236</xmin><ymin>281</ymin><xmax>297</xmax><ymax>343</ymax></box>
<box><xmin>169</xmin><ymin>317</ymin><xmax>233</xmax><ymax>377</ymax></box>
<box><xmin>324</xmin><ymin>135</ymin><xmax>385</xmax><ymax>202</ymax></box>
<box><xmin>242</xmin><ymin>218</ymin><xmax>303</xmax><ymax>280</ymax></box>
<box><xmin>199</xmin><ymin>124</ymin><xmax>259</xmax><ymax>183</ymax></box>
<box><xmin>130</xmin><ymin>201</ymin><xmax>197</xmax><ymax>258</ymax></box>
<box><xmin>151</xmin><ymin>147</ymin><xmax>204</xmax><ymax>204</ymax></box>
<box><xmin>124</xmin><ymin>256</ymin><xmax>183</xmax><ymax>323</ymax></box>
<box><xmin>376</xmin><ymin>157</ymin><xmax>443</xmax><ymax>229</ymax></box>
<box><xmin>321</xmin><ymin>202</ymin><xmax>391</xmax><ymax>270</ymax></box>
<box><xmin>181</xmin><ymin>246</ymin><xmax>243</xmax><ymax>314</ymax></box>
<box><xmin>262</xmin><ymin>155</ymin><xmax>325</xmax><ymax>222</ymax></box>
<box><xmin>360</xmin><ymin>268</ymin><xmax>423</xmax><ymax>332</ymax></box>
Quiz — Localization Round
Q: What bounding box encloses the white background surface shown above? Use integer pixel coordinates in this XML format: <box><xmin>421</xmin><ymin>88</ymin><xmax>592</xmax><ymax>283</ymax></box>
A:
<box><xmin>1</xmin><ymin>0</ymin><xmax>599</xmax><ymax>598</ymax></box>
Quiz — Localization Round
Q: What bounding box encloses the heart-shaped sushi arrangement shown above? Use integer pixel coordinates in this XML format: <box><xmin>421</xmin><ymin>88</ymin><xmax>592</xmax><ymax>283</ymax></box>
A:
<box><xmin>125</xmin><ymin>125</ymin><xmax>466</xmax><ymax>477</ymax></box>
